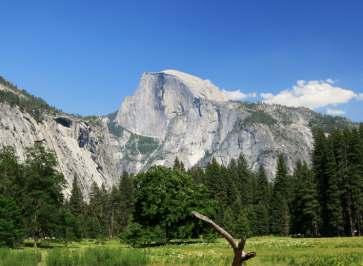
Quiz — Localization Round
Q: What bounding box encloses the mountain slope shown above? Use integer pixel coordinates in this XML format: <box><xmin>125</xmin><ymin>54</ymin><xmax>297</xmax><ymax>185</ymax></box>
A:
<box><xmin>114</xmin><ymin>70</ymin><xmax>352</xmax><ymax>175</ymax></box>
<box><xmin>0</xmin><ymin>72</ymin><xmax>353</xmax><ymax>196</ymax></box>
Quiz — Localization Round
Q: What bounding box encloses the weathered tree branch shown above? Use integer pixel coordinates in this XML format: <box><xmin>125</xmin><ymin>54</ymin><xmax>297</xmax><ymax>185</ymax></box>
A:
<box><xmin>192</xmin><ymin>211</ymin><xmax>237</xmax><ymax>249</ymax></box>
<box><xmin>192</xmin><ymin>211</ymin><xmax>256</xmax><ymax>266</ymax></box>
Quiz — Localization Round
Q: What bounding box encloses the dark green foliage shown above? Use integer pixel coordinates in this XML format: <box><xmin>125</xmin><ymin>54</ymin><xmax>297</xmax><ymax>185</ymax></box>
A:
<box><xmin>253</xmin><ymin>166</ymin><xmax>270</xmax><ymax>235</ymax></box>
<box><xmin>173</xmin><ymin>157</ymin><xmax>185</xmax><ymax>172</ymax></box>
<box><xmin>0</xmin><ymin>144</ymin><xmax>66</xmax><ymax>247</ymax></box>
<box><xmin>253</xmin><ymin>202</ymin><xmax>269</xmax><ymax>235</ymax></box>
<box><xmin>69</xmin><ymin>176</ymin><xmax>84</xmax><ymax>215</ymax></box>
<box><xmin>242</xmin><ymin>110</ymin><xmax>277</xmax><ymax>126</ymax></box>
<box><xmin>117</xmin><ymin>172</ymin><xmax>135</xmax><ymax>231</ymax></box>
<box><xmin>311</xmin><ymin>128</ymin><xmax>363</xmax><ymax>236</ymax></box>
<box><xmin>21</xmin><ymin>144</ymin><xmax>65</xmax><ymax>245</ymax></box>
<box><xmin>107</xmin><ymin>121</ymin><xmax>124</xmax><ymax>137</ymax></box>
<box><xmin>63</xmin><ymin>176</ymin><xmax>84</xmax><ymax>241</ymax></box>
<box><xmin>204</xmin><ymin>158</ymin><xmax>227</xmax><ymax>207</ymax></box>
<box><xmin>123</xmin><ymin>166</ymin><xmax>215</xmax><ymax>246</ymax></box>
<box><xmin>124</xmin><ymin>134</ymin><xmax>159</xmax><ymax>155</ymax></box>
<box><xmin>0</xmin><ymin>147</ymin><xmax>22</xmax><ymax>199</ymax></box>
<box><xmin>77</xmin><ymin>172</ymin><xmax>135</xmax><ymax>240</ymax></box>
<box><xmin>255</xmin><ymin>165</ymin><xmax>270</xmax><ymax>206</ymax></box>
<box><xmin>56</xmin><ymin>207</ymin><xmax>81</xmax><ymax>243</ymax></box>
<box><xmin>309</xmin><ymin>113</ymin><xmax>352</xmax><ymax>133</ymax></box>
<box><xmin>86</xmin><ymin>183</ymin><xmax>109</xmax><ymax>238</ymax></box>
<box><xmin>290</xmin><ymin>162</ymin><xmax>320</xmax><ymax>236</ymax></box>
<box><xmin>270</xmin><ymin>155</ymin><xmax>290</xmax><ymax>235</ymax></box>
<box><xmin>345</xmin><ymin>129</ymin><xmax>363</xmax><ymax>235</ymax></box>
<box><xmin>0</xmin><ymin>122</ymin><xmax>362</xmax><ymax>248</ymax></box>
<box><xmin>0</xmin><ymin>196</ymin><xmax>24</xmax><ymax>247</ymax></box>
<box><xmin>121</xmin><ymin>223</ymin><xmax>167</xmax><ymax>247</ymax></box>
<box><xmin>325</xmin><ymin>141</ymin><xmax>344</xmax><ymax>236</ymax></box>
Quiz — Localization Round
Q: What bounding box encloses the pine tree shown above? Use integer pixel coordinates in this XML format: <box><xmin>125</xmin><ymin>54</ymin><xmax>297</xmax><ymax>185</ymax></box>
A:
<box><xmin>22</xmin><ymin>144</ymin><xmax>65</xmax><ymax>247</ymax></box>
<box><xmin>346</xmin><ymin>129</ymin><xmax>363</xmax><ymax>235</ymax></box>
<box><xmin>188</xmin><ymin>166</ymin><xmax>205</xmax><ymax>184</ymax></box>
<box><xmin>67</xmin><ymin>176</ymin><xmax>84</xmax><ymax>240</ymax></box>
<box><xmin>204</xmin><ymin>158</ymin><xmax>229</xmax><ymax>223</ymax></box>
<box><xmin>254</xmin><ymin>202</ymin><xmax>269</xmax><ymax>235</ymax></box>
<box><xmin>0</xmin><ymin>146</ymin><xmax>22</xmax><ymax>199</ymax></box>
<box><xmin>108</xmin><ymin>186</ymin><xmax>121</xmax><ymax>238</ymax></box>
<box><xmin>291</xmin><ymin>161</ymin><xmax>320</xmax><ymax>236</ymax></box>
<box><xmin>325</xmin><ymin>141</ymin><xmax>344</xmax><ymax>236</ymax></box>
<box><xmin>69</xmin><ymin>176</ymin><xmax>84</xmax><ymax>215</ymax></box>
<box><xmin>254</xmin><ymin>165</ymin><xmax>270</xmax><ymax>235</ymax></box>
<box><xmin>255</xmin><ymin>165</ymin><xmax>270</xmax><ymax>206</ymax></box>
<box><xmin>57</xmin><ymin>207</ymin><xmax>79</xmax><ymax>243</ymax></box>
<box><xmin>331</xmin><ymin>130</ymin><xmax>353</xmax><ymax>236</ymax></box>
<box><xmin>270</xmin><ymin>155</ymin><xmax>290</xmax><ymax>235</ymax></box>
<box><xmin>173</xmin><ymin>157</ymin><xmax>185</xmax><ymax>172</ymax></box>
<box><xmin>118</xmin><ymin>172</ymin><xmax>135</xmax><ymax>231</ymax></box>
<box><xmin>312</xmin><ymin>129</ymin><xmax>330</xmax><ymax>235</ymax></box>
<box><xmin>226</xmin><ymin>158</ymin><xmax>243</xmax><ymax>207</ymax></box>
<box><xmin>235</xmin><ymin>155</ymin><xmax>254</xmax><ymax>205</ymax></box>
<box><xmin>223</xmin><ymin>205</ymin><xmax>251</xmax><ymax>238</ymax></box>
<box><xmin>0</xmin><ymin>196</ymin><xmax>24</xmax><ymax>247</ymax></box>
<box><xmin>85</xmin><ymin>182</ymin><xmax>104</xmax><ymax>238</ymax></box>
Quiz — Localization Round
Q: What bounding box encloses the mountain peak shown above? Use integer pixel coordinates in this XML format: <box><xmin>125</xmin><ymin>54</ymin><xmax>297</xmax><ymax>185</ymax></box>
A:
<box><xmin>159</xmin><ymin>69</ymin><xmax>228</xmax><ymax>102</ymax></box>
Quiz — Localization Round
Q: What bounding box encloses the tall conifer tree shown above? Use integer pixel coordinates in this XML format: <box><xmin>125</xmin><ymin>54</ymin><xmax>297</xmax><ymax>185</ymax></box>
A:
<box><xmin>270</xmin><ymin>155</ymin><xmax>290</xmax><ymax>235</ymax></box>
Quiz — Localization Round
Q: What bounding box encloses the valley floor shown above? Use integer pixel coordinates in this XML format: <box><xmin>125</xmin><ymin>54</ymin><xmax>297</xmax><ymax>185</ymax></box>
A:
<box><xmin>2</xmin><ymin>236</ymin><xmax>363</xmax><ymax>266</ymax></box>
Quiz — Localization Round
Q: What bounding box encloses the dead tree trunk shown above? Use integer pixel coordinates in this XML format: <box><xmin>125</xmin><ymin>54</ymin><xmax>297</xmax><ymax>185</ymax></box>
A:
<box><xmin>192</xmin><ymin>211</ymin><xmax>256</xmax><ymax>266</ymax></box>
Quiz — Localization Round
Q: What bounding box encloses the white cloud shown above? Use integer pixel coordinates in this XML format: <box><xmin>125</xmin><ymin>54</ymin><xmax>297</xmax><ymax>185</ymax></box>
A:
<box><xmin>222</xmin><ymin>89</ymin><xmax>257</xmax><ymax>101</ymax></box>
<box><xmin>356</xmin><ymin>93</ymin><xmax>363</xmax><ymax>101</ymax></box>
<box><xmin>326</xmin><ymin>78</ymin><xmax>336</xmax><ymax>84</ymax></box>
<box><xmin>261</xmin><ymin>80</ymin><xmax>357</xmax><ymax>109</ymax></box>
<box><xmin>326</xmin><ymin>108</ymin><xmax>345</xmax><ymax>116</ymax></box>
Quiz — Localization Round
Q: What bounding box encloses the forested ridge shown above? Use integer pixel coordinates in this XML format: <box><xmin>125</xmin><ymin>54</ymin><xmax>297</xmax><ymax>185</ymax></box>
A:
<box><xmin>0</xmin><ymin>125</ymin><xmax>362</xmax><ymax>247</ymax></box>
<box><xmin>0</xmin><ymin>76</ymin><xmax>60</xmax><ymax>122</ymax></box>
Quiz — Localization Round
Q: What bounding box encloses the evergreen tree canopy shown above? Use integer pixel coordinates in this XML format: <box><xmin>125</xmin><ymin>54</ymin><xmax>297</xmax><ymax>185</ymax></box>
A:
<box><xmin>124</xmin><ymin>166</ymin><xmax>215</xmax><ymax>246</ymax></box>
<box><xmin>270</xmin><ymin>155</ymin><xmax>290</xmax><ymax>235</ymax></box>
<box><xmin>0</xmin><ymin>196</ymin><xmax>24</xmax><ymax>247</ymax></box>
<box><xmin>22</xmin><ymin>144</ymin><xmax>65</xmax><ymax>245</ymax></box>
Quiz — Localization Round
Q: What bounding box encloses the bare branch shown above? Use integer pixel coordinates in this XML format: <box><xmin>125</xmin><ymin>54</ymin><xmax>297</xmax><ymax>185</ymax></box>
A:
<box><xmin>192</xmin><ymin>211</ymin><xmax>237</xmax><ymax>249</ymax></box>
<box><xmin>192</xmin><ymin>211</ymin><xmax>256</xmax><ymax>266</ymax></box>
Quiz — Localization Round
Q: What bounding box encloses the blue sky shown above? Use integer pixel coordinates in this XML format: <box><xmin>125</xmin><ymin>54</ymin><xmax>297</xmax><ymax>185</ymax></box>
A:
<box><xmin>0</xmin><ymin>0</ymin><xmax>362</xmax><ymax>121</ymax></box>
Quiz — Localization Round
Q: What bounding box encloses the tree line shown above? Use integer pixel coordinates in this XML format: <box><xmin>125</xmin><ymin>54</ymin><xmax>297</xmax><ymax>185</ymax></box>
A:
<box><xmin>193</xmin><ymin>126</ymin><xmax>363</xmax><ymax>238</ymax></box>
<box><xmin>0</xmin><ymin>125</ymin><xmax>362</xmax><ymax>248</ymax></box>
<box><xmin>0</xmin><ymin>144</ymin><xmax>135</xmax><ymax>247</ymax></box>
<box><xmin>0</xmin><ymin>75</ymin><xmax>60</xmax><ymax>122</ymax></box>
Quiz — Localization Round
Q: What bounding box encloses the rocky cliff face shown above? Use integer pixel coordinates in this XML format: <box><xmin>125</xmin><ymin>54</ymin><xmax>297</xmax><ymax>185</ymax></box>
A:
<box><xmin>114</xmin><ymin>70</ymin><xmax>319</xmax><ymax>175</ymax></box>
<box><xmin>0</xmin><ymin>71</ymin><xmax>351</xmax><ymax>196</ymax></box>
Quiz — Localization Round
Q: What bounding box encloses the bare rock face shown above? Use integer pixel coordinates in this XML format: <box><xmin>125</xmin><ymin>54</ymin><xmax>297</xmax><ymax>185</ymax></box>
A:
<box><xmin>114</xmin><ymin>70</ymin><xmax>320</xmax><ymax>176</ymax></box>
<box><xmin>0</xmin><ymin>104</ymin><xmax>118</xmax><ymax>199</ymax></box>
<box><xmin>0</xmin><ymin>70</ymin><xmax>351</xmax><ymax>196</ymax></box>
<box><xmin>116</xmin><ymin>70</ymin><xmax>228</xmax><ymax>139</ymax></box>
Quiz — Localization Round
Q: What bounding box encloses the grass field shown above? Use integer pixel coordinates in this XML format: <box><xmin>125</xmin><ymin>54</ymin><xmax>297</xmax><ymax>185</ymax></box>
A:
<box><xmin>1</xmin><ymin>236</ymin><xmax>363</xmax><ymax>266</ymax></box>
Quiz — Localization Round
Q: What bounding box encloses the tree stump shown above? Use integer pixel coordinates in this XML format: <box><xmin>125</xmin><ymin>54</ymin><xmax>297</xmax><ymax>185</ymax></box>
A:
<box><xmin>192</xmin><ymin>211</ymin><xmax>256</xmax><ymax>266</ymax></box>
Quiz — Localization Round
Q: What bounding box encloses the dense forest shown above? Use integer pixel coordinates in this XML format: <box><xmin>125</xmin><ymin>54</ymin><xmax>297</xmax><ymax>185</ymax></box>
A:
<box><xmin>0</xmin><ymin>126</ymin><xmax>362</xmax><ymax>248</ymax></box>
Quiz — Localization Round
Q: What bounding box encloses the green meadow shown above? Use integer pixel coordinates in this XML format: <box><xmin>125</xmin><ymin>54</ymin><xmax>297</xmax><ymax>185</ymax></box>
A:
<box><xmin>1</xmin><ymin>236</ymin><xmax>363</xmax><ymax>266</ymax></box>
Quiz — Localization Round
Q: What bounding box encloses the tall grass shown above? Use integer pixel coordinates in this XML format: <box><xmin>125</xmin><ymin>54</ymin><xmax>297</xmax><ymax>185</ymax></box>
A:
<box><xmin>0</xmin><ymin>248</ymin><xmax>40</xmax><ymax>266</ymax></box>
<box><xmin>46</xmin><ymin>247</ymin><xmax>149</xmax><ymax>266</ymax></box>
<box><xmin>2</xmin><ymin>237</ymin><xmax>363</xmax><ymax>266</ymax></box>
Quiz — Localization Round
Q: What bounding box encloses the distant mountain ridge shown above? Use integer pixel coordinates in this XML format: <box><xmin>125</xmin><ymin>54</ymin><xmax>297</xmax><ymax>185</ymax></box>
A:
<box><xmin>0</xmin><ymin>71</ymin><xmax>353</xmax><ymax>196</ymax></box>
